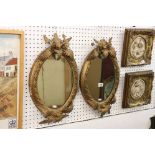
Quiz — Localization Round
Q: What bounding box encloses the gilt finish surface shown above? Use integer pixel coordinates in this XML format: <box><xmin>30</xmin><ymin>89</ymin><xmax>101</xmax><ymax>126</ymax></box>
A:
<box><xmin>29</xmin><ymin>33</ymin><xmax>78</xmax><ymax>124</ymax></box>
<box><xmin>122</xmin><ymin>71</ymin><xmax>154</xmax><ymax>108</ymax></box>
<box><xmin>122</xmin><ymin>29</ymin><xmax>155</xmax><ymax>66</ymax></box>
<box><xmin>80</xmin><ymin>38</ymin><xmax>120</xmax><ymax>115</ymax></box>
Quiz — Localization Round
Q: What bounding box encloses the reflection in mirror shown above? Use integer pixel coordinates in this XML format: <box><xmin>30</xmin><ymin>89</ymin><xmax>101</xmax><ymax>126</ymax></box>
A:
<box><xmin>37</xmin><ymin>57</ymin><xmax>72</xmax><ymax>108</ymax></box>
<box><xmin>86</xmin><ymin>56</ymin><xmax>114</xmax><ymax>102</ymax></box>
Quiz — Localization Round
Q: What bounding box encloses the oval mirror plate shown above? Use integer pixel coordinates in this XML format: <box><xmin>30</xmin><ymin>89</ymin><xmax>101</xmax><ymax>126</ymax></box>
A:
<box><xmin>37</xmin><ymin>58</ymin><xmax>72</xmax><ymax>109</ymax></box>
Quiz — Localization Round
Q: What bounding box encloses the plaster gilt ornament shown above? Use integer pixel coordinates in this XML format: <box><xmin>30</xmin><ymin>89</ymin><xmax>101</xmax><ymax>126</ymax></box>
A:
<box><xmin>122</xmin><ymin>71</ymin><xmax>154</xmax><ymax>108</ymax></box>
<box><xmin>122</xmin><ymin>29</ymin><xmax>155</xmax><ymax>67</ymax></box>
<box><xmin>29</xmin><ymin>33</ymin><xmax>78</xmax><ymax>124</ymax></box>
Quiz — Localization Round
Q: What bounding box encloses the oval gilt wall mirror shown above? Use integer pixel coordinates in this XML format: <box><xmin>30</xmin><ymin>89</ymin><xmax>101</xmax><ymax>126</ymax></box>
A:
<box><xmin>80</xmin><ymin>38</ymin><xmax>120</xmax><ymax>115</ymax></box>
<box><xmin>29</xmin><ymin>33</ymin><xmax>78</xmax><ymax>124</ymax></box>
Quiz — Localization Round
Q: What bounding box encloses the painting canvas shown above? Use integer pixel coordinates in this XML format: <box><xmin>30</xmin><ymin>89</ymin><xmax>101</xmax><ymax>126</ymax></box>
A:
<box><xmin>0</xmin><ymin>30</ymin><xmax>24</xmax><ymax>129</ymax></box>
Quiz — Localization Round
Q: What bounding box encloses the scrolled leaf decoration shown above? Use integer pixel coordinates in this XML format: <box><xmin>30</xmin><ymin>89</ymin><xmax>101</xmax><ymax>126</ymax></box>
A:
<box><xmin>29</xmin><ymin>33</ymin><xmax>78</xmax><ymax>124</ymax></box>
<box><xmin>43</xmin><ymin>33</ymin><xmax>73</xmax><ymax>60</ymax></box>
<box><xmin>89</xmin><ymin>38</ymin><xmax>116</xmax><ymax>60</ymax></box>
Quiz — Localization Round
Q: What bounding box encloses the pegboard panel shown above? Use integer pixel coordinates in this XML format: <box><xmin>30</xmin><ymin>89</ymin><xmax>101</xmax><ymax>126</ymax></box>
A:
<box><xmin>1</xmin><ymin>26</ymin><xmax>154</xmax><ymax>128</ymax></box>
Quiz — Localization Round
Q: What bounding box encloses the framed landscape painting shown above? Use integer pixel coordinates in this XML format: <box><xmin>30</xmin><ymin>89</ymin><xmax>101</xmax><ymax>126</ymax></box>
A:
<box><xmin>0</xmin><ymin>30</ymin><xmax>24</xmax><ymax>129</ymax></box>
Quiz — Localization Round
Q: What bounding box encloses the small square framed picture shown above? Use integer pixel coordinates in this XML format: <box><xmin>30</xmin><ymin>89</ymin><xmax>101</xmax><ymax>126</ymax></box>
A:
<box><xmin>122</xmin><ymin>71</ymin><xmax>154</xmax><ymax>108</ymax></box>
<box><xmin>121</xmin><ymin>29</ymin><xmax>154</xmax><ymax>67</ymax></box>
<box><xmin>0</xmin><ymin>30</ymin><xmax>24</xmax><ymax>129</ymax></box>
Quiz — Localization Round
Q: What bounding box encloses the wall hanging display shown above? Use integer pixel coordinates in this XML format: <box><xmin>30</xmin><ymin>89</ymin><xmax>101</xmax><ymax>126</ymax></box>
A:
<box><xmin>29</xmin><ymin>33</ymin><xmax>78</xmax><ymax>124</ymax></box>
<box><xmin>121</xmin><ymin>29</ymin><xmax>154</xmax><ymax>67</ymax></box>
<box><xmin>80</xmin><ymin>38</ymin><xmax>120</xmax><ymax>115</ymax></box>
<box><xmin>122</xmin><ymin>70</ymin><xmax>154</xmax><ymax>108</ymax></box>
<box><xmin>0</xmin><ymin>30</ymin><xmax>24</xmax><ymax>129</ymax></box>
<box><xmin>4</xmin><ymin>26</ymin><xmax>152</xmax><ymax>129</ymax></box>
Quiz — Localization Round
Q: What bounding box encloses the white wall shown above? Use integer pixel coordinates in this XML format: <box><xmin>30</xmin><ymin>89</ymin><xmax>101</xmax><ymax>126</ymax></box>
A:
<box><xmin>53</xmin><ymin>109</ymin><xmax>155</xmax><ymax>129</ymax></box>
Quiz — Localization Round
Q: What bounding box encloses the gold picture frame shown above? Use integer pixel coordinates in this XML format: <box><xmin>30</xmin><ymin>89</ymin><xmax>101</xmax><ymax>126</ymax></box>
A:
<box><xmin>0</xmin><ymin>30</ymin><xmax>24</xmax><ymax>129</ymax></box>
<box><xmin>121</xmin><ymin>29</ymin><xmax>155</xmax><ymax>67</ymax></box>
<box><xmin>80</xmin><ymin>38</ymin><xmax>120</xmax><ymax>115</ymax></box>
<box><xmin>122</xmin><ymin>70</ymin><xmax>154</xmax><ymax>108</ymax></box>
<box><xmin>29</xmin><ymin>33</ymin><xmax>78</xmax><ymax>124</ymax></box>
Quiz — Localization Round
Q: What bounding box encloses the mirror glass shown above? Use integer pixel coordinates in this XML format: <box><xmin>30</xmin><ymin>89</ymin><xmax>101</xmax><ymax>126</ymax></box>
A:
<box><xmin>37</xmin><ymin>57</ymin><xmax>73</xmax><ymax>108</ymax></box>
<box><xmin>86</xmin><ymin>56</ymin><xmax>115</xmax><ymax>102</ymax></box>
